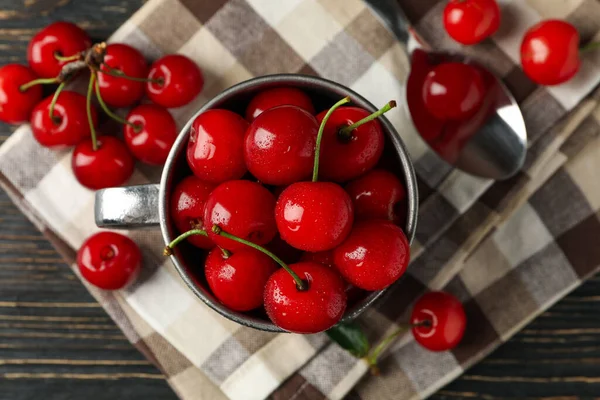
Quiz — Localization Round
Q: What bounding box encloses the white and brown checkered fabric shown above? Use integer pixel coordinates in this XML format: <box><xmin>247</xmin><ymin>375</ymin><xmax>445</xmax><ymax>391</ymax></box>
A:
<box><xmin>1</xmin><ymin>0</ymin><xmax>600</xmax><ymax>399</ymax></box>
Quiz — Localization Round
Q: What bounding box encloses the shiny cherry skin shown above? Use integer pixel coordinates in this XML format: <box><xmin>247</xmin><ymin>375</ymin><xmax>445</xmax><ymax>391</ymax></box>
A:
<box><xmin>245</xmin><ymin>87</ymin><xmax>315</xmax><ymax>121</ymax></box>
<box><xmin>443</xmin><ymin>0</ymin><xmax>501</xmax><ymax>45</ymax></box>
<box><xmin>275</xmin><ymin>182</ymin><xmax>354</xmax><ymax>252</ymax></box>
<box><xmin>300</xmin><ymin>250</ymin><xmax>334</xmax><ymax>268</ymax></box>
<box><xmin>244</xmin><ymin>105</ymin><xmax>319</xmax><ymax>185</ymax></box>
<box><xmin>264</xmin><ymin>261</ymin><xmax>347</xmax><ymax>333</ymax></box>
<box><xmin>345</xmin><ymin>169</ymin><xmax>407</xmax><ymax>225</ymax></box>
<box><xmin>31</xmin><ymin>91</ymin><xmax>98</xmax><ymax>148</ymax></box>
<box><xmin>77</xmin><ymin>231</ymin><xmax>141</xmax><ymax>290</ymax></box>
<box><xmin>205</xmin><ymin>248</ymin><xmax>277</xmax><ymax>312</ymax></box>
<box><xmin>125</xmin><ymin>104</ymin><xmax>177</xmax><ymax>165</ymax></box>
<box><xmin>204</xmin><ymin>180</ymin><xmax>277</xmax><ymax>251</ymax></box>
<box><xmin>520</xmin><ymin>20</ymin><xmax>580</xmax><ymax>86</ymax></box>
<box><xmin>316</xmin><ymin>107</ymin><xmax>384</xmax><ymax>182</ymax></box>
<box><xmin>0</xmin><ymin>64</ymin><xmax>43</xmax><ymax>124</ymax></box>
<box><xmin>422</xmin><ymin>62</ymin><xmax>485</xmax><ymax>121</ymax></box>
<box><xmin>97</xmin><ymin>44</ymin><xmax>148</xmax><ymax>108</ymax></box>
<box><xmin>72</xmin><ymin>136</ymin><xmax>135</xmax><ymax>190</ymax></box>
<box><xmin>27</xmin><ymin>21</ymin><xmax>91</xmax><ymax>78</ymax></box>
<box><xmin>146</xmin><ymin>54</ymin><xmax>203</xmax><ymax>108</ymax></box>
<box><xmin>170</xmin><ymin>176</ymin><xmax>216</xmax><ymax>249</ymax></box>
<box><xmin>187</xmin><ymin>109</ymin><xmax>248</xmax><ymax>183</ymax></box>
<box><xmin>411</xmin><ymin>291</ymin><xmax>467</xmax><ymax>352</ymax></box>
<box><xmin>333</xmin><ymin>220</ymin><xmax>410</xmax><ymax>291</ymax></box>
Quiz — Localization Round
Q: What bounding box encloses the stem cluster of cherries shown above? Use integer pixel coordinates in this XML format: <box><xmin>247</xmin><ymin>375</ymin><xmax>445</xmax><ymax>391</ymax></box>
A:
<box><xmin>0</xmin><ymin>21</ymin><xmax>204</xmax><ymax>189</ymax></box>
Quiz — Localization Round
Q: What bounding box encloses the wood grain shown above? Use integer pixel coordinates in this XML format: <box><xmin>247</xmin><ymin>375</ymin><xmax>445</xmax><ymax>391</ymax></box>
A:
<box><xmin>0</xmin><ymin>1</ymin><xmax>599</xmax><ymax>399</ymax></box>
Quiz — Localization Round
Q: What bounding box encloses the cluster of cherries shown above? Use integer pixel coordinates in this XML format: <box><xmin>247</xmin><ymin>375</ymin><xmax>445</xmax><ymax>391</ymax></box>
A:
<box><xmin>0</xmin><ymin>21</ymin><xmax>204</xmax><ymax>189</ymax></box>
<box><xmin>443</xmin><ymin>0</ymin><xmax>597</xmax><ymax>86</ymax></box>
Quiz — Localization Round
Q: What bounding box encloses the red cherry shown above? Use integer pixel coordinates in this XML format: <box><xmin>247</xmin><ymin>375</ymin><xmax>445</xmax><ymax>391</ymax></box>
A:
<box><xmin>72</xmin><ymin>136</ymin><xmax>135</xmax><ymax>190</ymax></box>
<box><xmin>520</xmin><ymin>20</ymin><xmax>580</xmax><ymax>86</ymax></box>
<box><xmin>345</xmin><ymin>169</ymin><xmax>407</xmax><ymax>225</ymax></box>
<box><xmin>0</xmin><ymin>64</ymin><xmax>43</xmax><ymax>124</ymax></box>
<box><xmin>124</xmin><ymin>104</ymin><xmax>177</xmax><ymax>165</ymax></box>
<box><xmin>245</xmin><ymin>87</ymin><xmax>315</xmax><ymax>121</ymax></box>
<box><xmin>186</xmin><ymin>109</ymin><xmax>248</xmax><ymax>183</ymax></box>
<box><xmin>170</xmin><ymin>176</ymin><xmax>216</xmax><ymax>249</ymax></box>
<box><xmin>315</xmin><ymin>107</ymin><xmax>385</xmax><ymax>182</ymax></box>
<box><xmin>264</xmin><ymin>261</ymin><xmax>347</xmax><ymax>333</ymax></box>
<box><xmin>275</xmin><ymin>182</ymin><xmax>354</xmax><ymax>252</ymax></box>
<box><xmin>204</xmin><ymin>180</ymin><xmax>277</xmax><ymax>251</ymax></box>
<box><xmin>333</xmin><ymin>220</ymin><xmax>410</xmax><ymax>291</ymax></box>
<box><xmin>146</xmin><ymin>54</ymin><xmax>203</xmax><ymax>108</ymax></box>
<box><xmin>77</xmin><ymin>231</ymin><xmax>141</xmax><ymax>290</ymax></box>
<box><xmin>205</xmin><ymin>248</ymin><xmax>277</xmax><ymax>312</ymax></box>
<box><xmin>300</xmin><ymin>250</ymin><xmax>334</xmax><ymax>268</ymax></box>
<box><xmin>27</xmin><ymin>21</ymin><xmax>91</xmax><ymax>78</ymax></box>
<box><xmin>97</xmin><ymin>44</ymin><xmax>148</xmax><ymax>108</ymax></box>
<box><xmin>411</xmin><ymin>291</ymin><xmax>466</xmax><ymax>352</ymax></box>
<box><xmin>443</xmin><ymin>0</ymin><xmax>501</xmax><ymax>45</ymax></box>
<box><xmin>30</xmin><ymin>91</ymin><xmax>98</xmax><ymax>148</ymax></box>
<box><xmin>422</xmin><ymin>62</ymin><xmax>485</xmax><ymax>121</ymax></box>
<box><xmin>244</xmin><ymin>105</ymin><xmax>319</xmax><ymax>185</ymax></box>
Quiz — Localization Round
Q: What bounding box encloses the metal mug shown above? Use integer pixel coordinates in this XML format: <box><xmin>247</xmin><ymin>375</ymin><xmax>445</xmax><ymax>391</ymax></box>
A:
<box><xmin>94</xmin><ymin>74</ymin><xmax>419</xmax><ymax>332</ymax></box>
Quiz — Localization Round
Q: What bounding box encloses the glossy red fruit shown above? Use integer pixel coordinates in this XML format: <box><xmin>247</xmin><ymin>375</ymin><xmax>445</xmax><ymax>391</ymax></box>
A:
<box><xmin>345</xmin><ymin>169</ymin><xmax>407</xmax><ymax>225</ymax></box>
<box><xmin>170</xmin><ymin>176</ymin><xmax>216</xmax><ymax>249</ymax></box>
<box><xmin>300</xmin><ymin>250</ymin><xmax>334</xmax><ymax>268</ymax></box>
<box><xmin>244</xmin><ymin>106</ymin><xmax>319</xmax><ymax>185</ymax></box>
<box><xmin>124</xmin><ymin>104</ymin><xmax>177</xmax><ymax>165</ymax></box>
<box><xmin>27</xmin><ymin>21</ymin><xmax>91</xmax><ymax>78</ymax></box>
<box><xmin>276</xmin><ymin>182</ymin><xmax>354</xmax><ymax>252</ymax></box>
<box><xmin>245</xmin><ymin>87</ymin><xmax>315</xmax><ymax>121</ymax></box>
<box><xmin>0</xmin><ymin>64</ymin><xmax>43</xmax><ymax>124</ymax></box>
<box><xmin>333</xmin><ymin>220</ymin><xmax>410</xmax><ymax>291</ymax></box>
<box><xmin>264</xmin><ymin>262</ymin><xmax>347</xmax><ymax>333</ymax></box>
<box><xmin>205</xmin><ymin>248</ymin><xmax>277</xmax><ymax>312</ymax></box>
<box><xmin>187</xmin><ymin>109</ymin><xmax>248</xmax><ymax>183</ymax></box>
<box><xmin>411</xmin><ymin>291</ymin><xmax>467</xmax><ymax>352</ymax></box>
<box><xmin>316</xmin><ymin>107</ymin><xmax>385</xmax><ymax>182</ymax></box>
<box><xmin>443</xmin><ymin>0</ymin><xmax>501</xmax><ymax>45</ymax></box>
<box><xmin>520</xmin><ymin>20</ymin><xmax>580</xmax><ymax>86</ymax></box>
<box><xmin>31</xmin><ymin>91</ymin><xmax>98</xmax><ymax>148</ymax></box>
<box><xmin>77</xmin><ymin>231</ymin><xmax>141</xmax><ymax>290</ymax></box>
<box><xmin>146</xmin><ymin>54</ymin><xmax>203</xmax><ymax>108</ymax></box>
<box><xmin>422</xmin><ymin>62</ymin><xmax>485</xmax><ymax>121</ymax></box>
<box><xmin>204</xmin><ymin>180</ymin><xmax>277</xmax><ymax>251</ymax></box>
<box><xmin>72</xmin><ymin>136</ymin><xmax>135</xmax><ymax>190</ymax></box>
<box><xmin>97</xmin><ymin>44</ymin><xmax>148</xmax><ymax>108</ymax></box>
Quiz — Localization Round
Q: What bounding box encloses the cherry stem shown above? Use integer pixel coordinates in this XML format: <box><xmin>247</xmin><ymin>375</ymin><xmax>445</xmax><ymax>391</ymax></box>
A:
<box><xmin>48</xmin><ymin>81</ymin><xmax>66</xmax><ymax>123</ymax></box>
<box><xmin>338</xmin><ymin>101</ymin><xmax>397</xmax><ymax>139</ymax></box>
<box><xmin>364</xmin><ymin>320</ymin><xmax>430</xmax><ymax>375</ymax></box>
<box><xmin>163</xmin><ymin>229</ymin><xmax>209</xmax><ymax>255</ymax></box>
<box><xmin>87</xmin><ymin>73</ymin><xmax>98</xmax><ymax>151</ymax></box>
<box><xmin>54</xmin><ymin>52</ymin><xmax>82</xmax><ymax>62</ymax></box>
<box><xmin>580</xmin><ymin>41</ymin><xmax>600</xmax><ymax>54</ymax></box>
<box><xmin>94</xmin><ymin>79</ymin><xmax>140</xmax><ymax>132</ymax></box>
<box><xmin>211</xmin><ymin>225</ymin><xmax>307</xmax><ymax>291</ymax></box>
<box><xmin>312</xmin><ymin>96</ymin><xmax>351</xmax><ymax>182</ymax></box>
<box><xmin>19</xmin><ymin>77</ymin><xmax>59</xmax><ymax>92</ymax></box>
<box><xmin>99</xmin><ymin>63</ymin><xmax>163</xmax><ymax>84</ymax></box>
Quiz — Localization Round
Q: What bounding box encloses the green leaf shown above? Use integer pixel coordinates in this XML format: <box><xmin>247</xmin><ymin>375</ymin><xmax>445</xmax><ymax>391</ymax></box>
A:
<box><xmin>326</xmin><ymin>321</ymin><xmax>370</xmax><ymax>358</ymax></box>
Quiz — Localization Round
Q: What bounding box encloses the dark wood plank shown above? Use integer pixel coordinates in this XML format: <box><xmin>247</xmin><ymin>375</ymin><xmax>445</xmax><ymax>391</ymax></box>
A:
<box><xmin>1</xmin><ymin>1</ymin><xmax>600</xmax><ymax>399</ymax></box>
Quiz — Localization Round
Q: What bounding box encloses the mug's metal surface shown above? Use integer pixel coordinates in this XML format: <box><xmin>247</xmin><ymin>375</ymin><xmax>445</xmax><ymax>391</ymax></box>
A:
<box><xmin>96</xmin><ymin>74</ymin><xmax>419</xmax><ymax>332</ymax></box>
<box><xmin>366</xmin><ymin>0</ymin><xmax>528</xmax><ymax>181</ymax></box>
<box><xmin>95</xmin><ymin>184</ymin><xmax>161</xmax><ymax>228</ymax></box>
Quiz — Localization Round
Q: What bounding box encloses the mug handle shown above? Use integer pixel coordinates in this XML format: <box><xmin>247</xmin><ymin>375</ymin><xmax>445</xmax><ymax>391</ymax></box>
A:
<box><xmin>94</xmin><ymin>184</ymin><xmax>161</xmax><ymax>228</ymax></box>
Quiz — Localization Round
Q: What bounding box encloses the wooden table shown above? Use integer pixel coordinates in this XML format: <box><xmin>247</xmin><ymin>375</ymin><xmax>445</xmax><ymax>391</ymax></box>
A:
<box><xmin>1</xmin><ymin>1</ymin><xmax>599</xmax><ymax>399</ymax></box>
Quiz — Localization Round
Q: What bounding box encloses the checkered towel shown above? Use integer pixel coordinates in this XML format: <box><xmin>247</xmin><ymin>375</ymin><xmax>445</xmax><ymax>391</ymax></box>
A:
<box><xmin>1</xmin><ymin>0</ymin><xmax>600</xmax><ymax>399</ymax></box>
